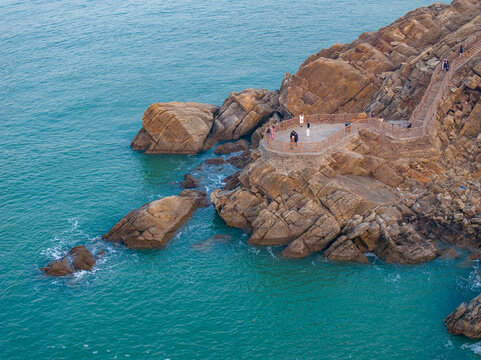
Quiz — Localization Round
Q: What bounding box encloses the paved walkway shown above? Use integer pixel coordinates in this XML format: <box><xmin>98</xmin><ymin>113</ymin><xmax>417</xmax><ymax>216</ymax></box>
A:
<box><xmin>274</xmin><ymin>123</ymin><xmax>345</xmax><ymax>143</ymax></box>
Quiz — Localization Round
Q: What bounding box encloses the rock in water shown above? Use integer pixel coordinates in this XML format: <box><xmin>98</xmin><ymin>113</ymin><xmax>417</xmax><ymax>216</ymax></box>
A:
<box><xmin>103</xmin><ymin>190</ymin><xmax>208</xmax><ymax>248</ymax></box>
<box><xmin>69</xmin><ymin>246</ymin><xmax>96</xmax><ymax>270</ymax></box>
<box><xmin>41</xmin><ymin>245</ymin><xmax>96</xmax><ymax>276</ymax></box>
<box><xmin>131</xmin><ymin>102</ymin><xmax>219</xmax><ymax>154</ymax></box>
<box><xmin>214</xmin><ymin>139</ymin><xmax>250</xmax><ymax>155</ymax></box>
<box><xmin>445</xmin><ymin>294</ymin><xmax>481</xmax><ymax>338</ymax></box>
<box><xmin>180</xmin><ymin>174</ymin><xmax>200</xmax><ymax>189</ymax></box>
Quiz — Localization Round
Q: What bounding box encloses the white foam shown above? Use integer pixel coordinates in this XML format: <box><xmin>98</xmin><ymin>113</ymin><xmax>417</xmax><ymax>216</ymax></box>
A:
<box><xmin>386</xmin><ymin>273</ymin><xmax>401</xmax><ymax>283</ymax></box>
<box><xmin>267</xmin><ymin>246</ymin><xmax>279</xmax><ymax>261</ymax></box>
<box><xmin>462</xmin><ymin>341</ymin><xmax>481</xmax><ymax>355</ymax></box>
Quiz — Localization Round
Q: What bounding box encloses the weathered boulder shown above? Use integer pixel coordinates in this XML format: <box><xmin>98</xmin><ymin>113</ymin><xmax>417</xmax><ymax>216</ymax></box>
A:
<box><xmin>324</xmin><ymin>236</ymin><xmax>370</xmax><ymax>264</ymax></box>
<box><xmin>281</xmin><ymin>212</ymin><xmax>340</xmax><ymax>258</ymax></box>
<box><xmin>214</xmin><ymin>139</ymin><xmax>250</xmax><ymax>155</ymax></box>
<box><xmin>279</xmin><ymin>57</ymin><xmax>375</xmax><ymax>115</ymax></box>
<box><xmin>41</xmin><ymin>245</ymin><xmax>96</xmax><ymax>276</ymax></box>
<box><xmin>131</xmin><ymin>102</ymin><xmax>219</xmax><ymax>154</ymax></box>
<box><xmin>180</xmin><ymin>174</ymin><xmax>200</xmax><ymax>189</ymax></box>
<box><xmin>204</xmin><ymin>89</ymin><xmax>279</xmax><ymax>147</ymax></box>
<box><xmin>445</xmin><ymin>294</ymin><xmax>481</xmax><ymax>338</ymax></box>
<box><xmin>103</xmin><ymin>190</ymin><xmax>208</xmax><ymax>248</ymax></box>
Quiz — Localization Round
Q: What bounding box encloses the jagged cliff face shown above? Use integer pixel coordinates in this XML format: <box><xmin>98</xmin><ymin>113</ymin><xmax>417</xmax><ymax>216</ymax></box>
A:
<box><xmin>211</xmin><ymin>54</ymin><xmax>481</xmax><ymax>265</ymax></box>
<box><xmin>279</xmin><ymin>0</ymin><xmax>481</xmax><ymax>119</ymax></box>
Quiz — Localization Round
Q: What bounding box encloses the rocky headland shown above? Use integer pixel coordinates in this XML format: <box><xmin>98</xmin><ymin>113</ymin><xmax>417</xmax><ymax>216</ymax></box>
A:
<box><xmin>44</xmin><ymin>0</ymin><xmax>481</xmax><ymax>340</ymax></box>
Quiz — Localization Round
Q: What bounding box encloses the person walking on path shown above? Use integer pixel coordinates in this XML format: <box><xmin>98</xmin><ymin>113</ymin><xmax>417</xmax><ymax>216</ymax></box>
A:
<box><xmin>299</xmin><ymin>112</ymin><xmax>304</xmax><ymax>127</ymax></box>
<box><xmin>459</xmin><ymin>45</ymin><xmax>464</xmax><ymax>57</ymax></box>
<box><xmin>306</xmin><ymin>122</ymin><xmax>310</xmax><ymax>137</ymax></box>
<box><xmin>270</xmin><ymin>125</ymin><xmax>275</xmax><ymax>140</ymax></box>
<box><xmin>442</xmin><ymin>58</ymin><xmax>448</xmax><ymax>71</ymax></box>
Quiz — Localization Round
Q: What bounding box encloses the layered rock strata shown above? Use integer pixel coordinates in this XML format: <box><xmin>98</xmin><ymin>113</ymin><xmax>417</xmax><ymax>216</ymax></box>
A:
<box><xmin>445</xmin><ymin>294</ymin><xmax>481</xmax><ymax>338</ymax></box>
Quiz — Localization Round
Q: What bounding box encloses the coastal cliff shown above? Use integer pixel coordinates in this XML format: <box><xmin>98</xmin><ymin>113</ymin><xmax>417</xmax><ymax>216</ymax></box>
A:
<box><xmin>209</xmin><ymin>0</ymin><xmax>481</xmax><ymax>265</ymax></box>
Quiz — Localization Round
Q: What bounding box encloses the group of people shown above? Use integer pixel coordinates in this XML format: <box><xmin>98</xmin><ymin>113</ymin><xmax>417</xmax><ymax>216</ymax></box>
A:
<box><xmin>265</xmin><ymin>112</ymin><xmax>311</xmax><ymax>149</ymax></box>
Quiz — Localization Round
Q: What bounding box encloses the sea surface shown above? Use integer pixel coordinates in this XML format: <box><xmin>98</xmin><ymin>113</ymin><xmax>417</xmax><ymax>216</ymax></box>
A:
<box><xmin>1</xmin><ymin>0</ymin><xmax>480</xmax><ymax>358</ymax></box>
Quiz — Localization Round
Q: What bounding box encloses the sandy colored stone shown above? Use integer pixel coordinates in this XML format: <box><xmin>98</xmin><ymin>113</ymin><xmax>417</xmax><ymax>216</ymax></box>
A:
<box><xmin>103</xmin><ymin>190</ymin><xmax>208</xmax><ymax>248</ymax></box>
<box><xmin>131</xmin><ymin>102</ymin><xmax>219</xmax><ymax>154</ymax></box>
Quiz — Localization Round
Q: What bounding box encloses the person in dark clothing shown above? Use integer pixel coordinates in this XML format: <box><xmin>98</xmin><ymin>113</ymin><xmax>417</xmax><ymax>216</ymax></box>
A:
<box><xmin>459</xmin><ymin>45</ymin><xmax>464</xmax><ymax>57</ymax></box>
<box><xmin>407</xmin><ymin>123</ymin><xmax>412</xmax><ymax>129</ymax></box>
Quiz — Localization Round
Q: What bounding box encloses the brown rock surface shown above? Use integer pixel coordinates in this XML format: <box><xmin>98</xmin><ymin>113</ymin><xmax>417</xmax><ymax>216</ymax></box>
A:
<box><xmin>42</xmin><ymin>245</ymin><xmax>96</xmax><ymax>276</ymax></box>
<box><xmin>279</xmin><ymin>0</ymin><xmax>481</xmax><ymax>119</ymax></box>
<box><xmin>214</xmin><ymin>139</ymin><xmax>250</xmax><ymax>154</ymax></box>
<box><xmin>103</xmin><ymin>190</ymin><xmax>208</xmax><ymax>248</ymax></box>
<box><xmin>204</xmin><ymin>89</ymin><xmax>279</xmax><ymax>147</ymax></box>
<box><xmin>180</xmin><ymin>174</ymin><xmax>200</xmax><ymax>189</ymax></box>
<box><xmin>131</xmin><ymin>102</ymin><xmax>219</xmax><ymax>154</ymax></box>
<box><xmin>324</xmin><ymin>237</ymin><xmax>370</xmax><ymax>264</ymax></box>
<box><xmin>445</xmin><ymin>294</ymin><xmax>481</xmax><ymax>338</ymax></box>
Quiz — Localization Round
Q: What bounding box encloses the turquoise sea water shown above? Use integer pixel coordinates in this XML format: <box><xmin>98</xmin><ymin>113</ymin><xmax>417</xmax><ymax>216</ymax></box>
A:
<box><xmin>1</xmin><ymin>0</ymin><xmax>481</xmax><ymax>358</ymax></box>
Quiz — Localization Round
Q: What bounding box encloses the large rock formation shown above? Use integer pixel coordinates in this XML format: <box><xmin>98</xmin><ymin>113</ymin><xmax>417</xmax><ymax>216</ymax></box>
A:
<box><xmin>131</xmin><ymin>89</ymin><xmax>280</xmax><ymax>154</ymax></box>
<box><xmin>279</xmin><ymin>0</ymin><xmax>481</xmax><ymax>118</ymax></box>
<box><xmin>210</xmin><ymin>154</ymin><xmax>443</xmax><ymax>264</ymax></box>
<box><xmin>445</xmin><ymin>294</ymin><xmax>481</xmax><ymax>338</ymax></box>
<box><xmin>103</xmin><ymin>190</ymin><xmax>208</xmax><ymax>248</ymax></box>
<box><xmin>131</xmin><ymin>102</ymin><xmax>219</xmax><ymax>154</ymax></box>
<box><xmin>208</xmin><ymin>0</ymin><xmax>481</xmax><ymax>265</ymax></box>
<box><xmin>203</xmin><ymin>89</ymin><xmax>280</xmax><ymax>149</ymax></box>
<box><xmin>41</xmin><ymin>245</ymin><xmax>96</xmax><ymax>276</ymax></box>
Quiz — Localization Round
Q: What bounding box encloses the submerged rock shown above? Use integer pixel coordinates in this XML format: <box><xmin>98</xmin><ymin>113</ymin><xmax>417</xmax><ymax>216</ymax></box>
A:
<box><xmin>204</xmin><ymin>158</ymin><xmax>227</xmax><ymax>165</ymax></box>
<box><xmin>180</xmin><ymin>174</ymin><xmax>200</xmax><ymax>189</ymax></box>
<box><xmin>445</xmin><ymin>294</ymin><xmax>481</xmax><ymax>338</ymax></box>
<box><xmin>214</xmin><ymin>139</ymin><xmax>250</xmax><ymax>155</ymax></box>
<box><xmin>227</xmin><ymin>150</ymin><xmax>252</xmax><ymax>169</ymax></box>
<box><xmin>103</xmin><ymin>190</ymin><xmax>208</xmax><ymax>249</ymax></box>
<box><xmin>41</xmin><ymin>245</ymin><xmax>96</xmax><ymax>276</ymax></box>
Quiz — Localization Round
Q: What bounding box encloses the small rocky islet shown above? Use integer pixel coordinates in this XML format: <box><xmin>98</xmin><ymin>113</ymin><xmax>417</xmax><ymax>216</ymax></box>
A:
<box><xmin>42</xmin><ymin>0</ymin><xmax>481</xmax><ymax>340</ymax></box>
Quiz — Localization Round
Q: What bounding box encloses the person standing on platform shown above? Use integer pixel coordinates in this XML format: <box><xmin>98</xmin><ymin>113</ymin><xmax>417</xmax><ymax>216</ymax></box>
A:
<box><xmin>306</xmin><ymin>122</ymin><xmax>310</xmax><ymax>137</ymax></box>
<box><xmin>299</xmin><ymin>112</ymin><xmax>304</xmax><ymax>127</ymax></box>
